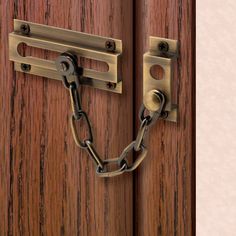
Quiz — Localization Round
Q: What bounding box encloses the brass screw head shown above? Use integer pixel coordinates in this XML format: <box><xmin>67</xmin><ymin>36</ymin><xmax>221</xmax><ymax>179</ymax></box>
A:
<box><xmin>105</xmin><ymin>40</ymin><xmax>116</xmax><ymax>52</ymax></box>
<box><xmin>21</xmin><ymin>63</ymin><xmax>31</xmax><ymax>72</ymax></box>
<box><xmin>106</xmin><ymin>82</ymin><xmax>116</xmax><ymax>89</ymax></box>
<box><xmin>20</xmin><ymin>24</ymin><xmax>30</xmax><ymax>35</ymax></box>
<box><xmin>158</xmin><ymin>41</ymin><xmax>169</xmax><ymax>53</ymax></box>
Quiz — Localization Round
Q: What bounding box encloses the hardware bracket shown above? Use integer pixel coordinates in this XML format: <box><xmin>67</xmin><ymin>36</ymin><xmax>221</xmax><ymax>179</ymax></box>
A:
<box><xmin>143</xmin><ymin>37</ymin><xmax>179</xmax><ymax>122</ymax></box>
<box><xmin>9</xmin><ymin>19</ymin><xmax>123</xmax><ymax>93</ymax></box>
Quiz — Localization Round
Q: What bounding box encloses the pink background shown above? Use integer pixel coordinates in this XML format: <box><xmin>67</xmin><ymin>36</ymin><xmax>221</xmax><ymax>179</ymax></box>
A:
<box><xmin>197</xmin><ymin>0</ymin><xmax>236</xmax><ymax>235</ymax></box>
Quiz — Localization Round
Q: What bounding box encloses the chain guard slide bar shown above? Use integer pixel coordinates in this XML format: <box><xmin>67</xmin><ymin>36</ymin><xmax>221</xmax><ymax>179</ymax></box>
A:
<box><xmin>9</xmin><ymin>19</ymin><xmax>123</xmax><ymax>93</ymax></box>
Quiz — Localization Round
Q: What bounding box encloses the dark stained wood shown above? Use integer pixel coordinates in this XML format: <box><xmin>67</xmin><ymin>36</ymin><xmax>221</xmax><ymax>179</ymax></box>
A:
<box><xmin>134</xmin><ymin>0</ymin><xmax>195</xmax><ymax>235</ymax></box>
<box><xmin>1</xmin><ymin>1</ymin><xmax>195</xmax><ymax>235</ymax></box>
<box><xmin>0</xmin><ymin>0</ymin><xmax>133</xmax><ymax>235</ymax></box>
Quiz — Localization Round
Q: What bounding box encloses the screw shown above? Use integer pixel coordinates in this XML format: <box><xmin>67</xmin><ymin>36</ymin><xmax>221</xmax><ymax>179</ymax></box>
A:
<box><xmin>21</xmin><ymin>63</ymin><xmax>31</xmax><ymax>72</ymax></box>
<box><xmin>106</xmin><ymin>82</ymin><xmax>116</xmax><ymax>89</ymax></box>
<box><xmin>105</xmin><ymin>40</ymin><xmax>116</xmax><ymax>52</ymax></box>
<box><xmin>20</xmin><ymin>24</ymin><xmax>30</xmax><ymax>35</ymax></box>
<box><xmin>158</xmin><ymin>41</ymin><xmax>169</xmax><ymax>53</ymax></box>
<box><xmin>59</xmin><ymin>62</ymin><xmax>69</xmax><ymax>72</ymax></box>
<box><xmin>160</xmin><ymin>111</ymin><xmax>169</xmax><ymax>119</ymax></box>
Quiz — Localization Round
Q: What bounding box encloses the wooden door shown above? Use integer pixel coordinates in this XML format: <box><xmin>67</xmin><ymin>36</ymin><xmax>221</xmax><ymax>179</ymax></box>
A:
<box><xmin>0</xmin><ymin>1</ymin><xmax>195</xmax><ymax>236</ymax></box>
<box><xmin>0</xmin><ymin>1</ymin><xmax>133</xmax><ymax>235</ymax></box>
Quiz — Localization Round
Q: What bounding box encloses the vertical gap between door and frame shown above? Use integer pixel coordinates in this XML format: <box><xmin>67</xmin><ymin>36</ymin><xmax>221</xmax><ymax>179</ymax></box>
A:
<box><xmin>131</xmin><ymin>1</ymin><xmax>196</xmax><ymax>235</ymax></box>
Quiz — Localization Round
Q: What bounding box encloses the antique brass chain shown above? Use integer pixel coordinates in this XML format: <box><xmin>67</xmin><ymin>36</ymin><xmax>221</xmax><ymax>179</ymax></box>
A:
<box><xmin>56</xmin><ymin>52</ymin><xmax>166</xmax><ymax>177</ymax></box>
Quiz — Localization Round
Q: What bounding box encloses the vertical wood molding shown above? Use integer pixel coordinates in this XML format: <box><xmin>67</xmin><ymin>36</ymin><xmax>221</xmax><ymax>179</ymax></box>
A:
<box><xmin>134</xmin><ymin>0</ymin><xmax>195</xmax><ymax>235</ymax></box>
<box><xmin>0</xmin><ymin>1</ymin><xmax>133</xmax><ymax>235</ymax></box>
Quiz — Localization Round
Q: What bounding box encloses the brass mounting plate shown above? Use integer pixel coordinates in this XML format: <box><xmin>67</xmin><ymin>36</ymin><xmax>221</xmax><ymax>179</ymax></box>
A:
<box><xmin>143</xmin><ymin>37</ymin><xmax>178</xmax><ymax>122</ymax></box>
<box><xmin>9</xmin><ymin>19</ymin><xmax>123</xmax><ymax>93</ymax></box>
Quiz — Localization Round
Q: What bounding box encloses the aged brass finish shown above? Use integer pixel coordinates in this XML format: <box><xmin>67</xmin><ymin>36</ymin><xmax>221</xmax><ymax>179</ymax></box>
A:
<box><xmin>9</xmin><ymin>19</ymin><xmax>123</xmax><ymax>93</ymax></box>
<box><xmin>143</xmin><ymin>89</ymin><xmax>162</xmax><ymax>112</ymax></box>
<box><xmin>58</xmin><ymin>51</ymin><xmax>167</xmax><ymax>177</ymax></box>
<box><xmin>143</xmin><ymin>36</ymin><xmax>179</xmax><ymax>122</ymax></box>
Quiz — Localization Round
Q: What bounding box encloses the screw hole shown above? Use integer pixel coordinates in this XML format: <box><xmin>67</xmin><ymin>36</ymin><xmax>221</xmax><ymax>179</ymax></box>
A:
<box><xmin>150</xmin><ymin>65</ymin><xmax>164</xmax><ymax>80</ymax></box>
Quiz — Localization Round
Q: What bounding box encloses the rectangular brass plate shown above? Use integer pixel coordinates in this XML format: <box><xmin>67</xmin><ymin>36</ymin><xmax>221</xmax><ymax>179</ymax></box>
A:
<box><xmin>9</xmin><ymin>19</ymin><xmax>123</xmax><ymax>93</ymax></box>
<box><xmin>143</xmin><ymin>37</ymin><xmax>178</xmax><ymax>122</ymax></box>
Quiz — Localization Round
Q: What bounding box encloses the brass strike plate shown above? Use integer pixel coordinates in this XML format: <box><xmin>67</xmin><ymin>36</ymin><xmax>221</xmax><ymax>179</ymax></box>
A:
<box><xmin>143</xmin><ymin>37</ymin><xmax>178</xmax><ymax>122</ymax></box>
<box><xmin>9</xmin><ymin>19</ymin><xmax>123</xmax><ymax>93</ymax></box>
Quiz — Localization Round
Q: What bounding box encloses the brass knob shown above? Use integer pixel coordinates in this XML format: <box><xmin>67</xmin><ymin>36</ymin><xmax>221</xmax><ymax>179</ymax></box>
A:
<box><xmin>143</xmin><ymin>90</ymin><xmax>163</xmax><ymax>112</ymax></box>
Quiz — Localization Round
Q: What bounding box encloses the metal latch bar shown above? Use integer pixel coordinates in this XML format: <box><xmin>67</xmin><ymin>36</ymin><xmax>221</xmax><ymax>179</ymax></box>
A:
<box><xmin>9</xmin><ymin>19</ymin><xmax>123</xmax><ymax>93</ymax></box>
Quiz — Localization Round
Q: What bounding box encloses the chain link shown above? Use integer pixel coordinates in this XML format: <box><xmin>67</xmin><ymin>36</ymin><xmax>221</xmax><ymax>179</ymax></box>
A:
<box><xmin>57</xmin><ymin>52</ymin><xmax>166</xmax><ymax>177</ymax></box>
<box><xmin>69</xmin><ymin>83</ymin><xmax>82</xmax><ymax>119</ymax></box>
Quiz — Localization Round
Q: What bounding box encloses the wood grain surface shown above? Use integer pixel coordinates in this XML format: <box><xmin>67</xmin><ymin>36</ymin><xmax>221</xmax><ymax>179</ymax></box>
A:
<box><xmin>134</xmin><ymin>0</ymin><xmax>195</xmax><ymax>235</ymax></box>
<box><xmin>0</xmin><ymin>1</ymin><xmax>133</xmax><ymax>235</ymax></box>
<box><xmin>0</xmin><ymin>1</ymin><xmax>195</xmax><ymax>235</ymax></box>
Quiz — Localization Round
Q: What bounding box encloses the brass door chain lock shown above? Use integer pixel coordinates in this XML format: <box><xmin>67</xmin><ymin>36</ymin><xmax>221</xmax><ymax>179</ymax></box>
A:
<box><xmin>55</xmin><ymin>51</ymin><xmax>174</xmax><ymax>177</ymax></box>
<box><xmin>9</xmin><ymin>20</ymin><xmax>178</xmax><ymax>177</ymax></box>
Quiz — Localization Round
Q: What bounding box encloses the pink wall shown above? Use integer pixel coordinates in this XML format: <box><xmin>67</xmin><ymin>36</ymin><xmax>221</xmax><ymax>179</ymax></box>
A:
<box><xmin>197</xmin><ymin>1</ymin><xmax>236</xmax><ymax>235</ymax></box>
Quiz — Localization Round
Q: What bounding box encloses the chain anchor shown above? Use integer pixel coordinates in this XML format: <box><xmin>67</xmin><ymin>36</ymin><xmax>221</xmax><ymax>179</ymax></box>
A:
<box><xmin>56</xmin><ymin>51</ymin><xmax>167</xmax><ymax>178</ymax></box>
